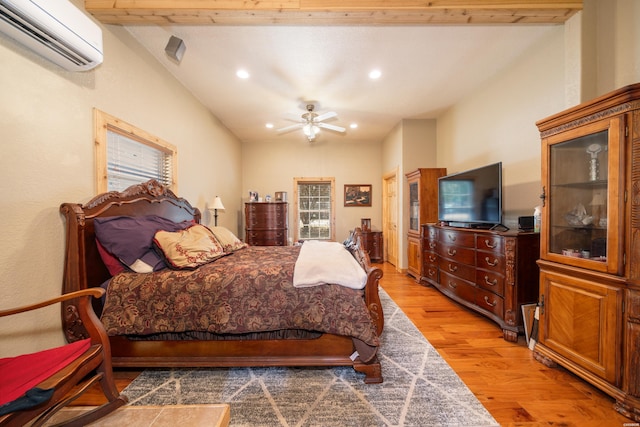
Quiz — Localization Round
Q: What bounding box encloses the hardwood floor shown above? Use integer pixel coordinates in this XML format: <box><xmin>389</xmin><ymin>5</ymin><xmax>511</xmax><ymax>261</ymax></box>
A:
<box><xmin>75</xmin><ymin>262</ymin><xmax>631</xmax><ymax>426</ymax></box>
<box><xmin>379</xmin><ymin>262</ymin><xmax>630</xmax><ymax>427</ymax></box>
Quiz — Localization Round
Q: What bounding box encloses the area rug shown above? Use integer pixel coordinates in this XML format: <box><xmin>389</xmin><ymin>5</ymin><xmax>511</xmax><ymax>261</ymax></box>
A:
<box><xmin>122</xmin><ymin>289</ymin><xmax>499</xmax><ymax>427</ymax></box>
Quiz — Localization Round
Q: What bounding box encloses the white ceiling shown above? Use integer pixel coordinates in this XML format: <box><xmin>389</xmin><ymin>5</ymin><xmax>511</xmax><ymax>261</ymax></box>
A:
<box><xmin>126</xmin><ymin>24</ymin><xmax>557</xmax><ymax>144</ymax></box>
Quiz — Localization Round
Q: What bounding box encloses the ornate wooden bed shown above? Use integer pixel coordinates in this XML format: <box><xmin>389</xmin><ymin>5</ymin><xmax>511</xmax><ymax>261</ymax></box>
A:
<box><xmin>60</xmin><ymin>180</ymin><xmax>384</xmax><ymax>383</ymax></box>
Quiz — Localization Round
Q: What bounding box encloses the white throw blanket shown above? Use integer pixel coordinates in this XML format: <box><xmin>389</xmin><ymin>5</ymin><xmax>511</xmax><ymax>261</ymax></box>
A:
<box><xmin>293</xmin><ymin>240</ymin><xmax>367</xmax><ymax>289</ymax></box>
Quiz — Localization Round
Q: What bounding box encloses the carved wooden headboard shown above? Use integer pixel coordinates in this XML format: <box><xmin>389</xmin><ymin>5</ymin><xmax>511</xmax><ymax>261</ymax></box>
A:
<box><xmin>60</xmin><ymin>180</ymin><xmax>201</xmax><ymax>296</ymax></box>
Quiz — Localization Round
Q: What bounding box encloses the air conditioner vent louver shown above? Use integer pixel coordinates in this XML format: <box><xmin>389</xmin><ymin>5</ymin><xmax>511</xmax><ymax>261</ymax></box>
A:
<box><xmin>0</xmin><ymin>0</ymin><xmax>103</xmax><ymax>71</ymax></box>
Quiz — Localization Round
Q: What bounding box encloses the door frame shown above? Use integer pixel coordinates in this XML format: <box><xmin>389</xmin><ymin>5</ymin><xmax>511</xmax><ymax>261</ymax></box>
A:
<box><xmin>382</xmin><ymin>168</ymin><xmax>399</xmax><ymax>269</ymax></box>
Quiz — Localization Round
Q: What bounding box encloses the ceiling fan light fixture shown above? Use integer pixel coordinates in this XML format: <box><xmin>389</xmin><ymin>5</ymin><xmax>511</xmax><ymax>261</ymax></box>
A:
<box><xmin>303</xmin><ymin>124</ymin><xmax>319</xmax><ymax>137</ymax></box>
<box><xmin>369</xmin><ymin>69</ymin><xmax>382</xmax><ymax>79</ymax></box>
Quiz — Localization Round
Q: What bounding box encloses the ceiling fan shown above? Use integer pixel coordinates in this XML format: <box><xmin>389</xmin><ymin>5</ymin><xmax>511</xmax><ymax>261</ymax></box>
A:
<box><xmin>277</xmin><ymin>104</ymin><xmax>346</xmax><ymax>142</ymax></box>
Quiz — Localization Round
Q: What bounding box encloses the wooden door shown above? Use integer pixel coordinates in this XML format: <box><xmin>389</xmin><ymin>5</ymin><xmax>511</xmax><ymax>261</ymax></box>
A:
<box><xmin>383</xmin><ymin>171</ymin><xmax>398</xmax><ymax>267</ymax></box>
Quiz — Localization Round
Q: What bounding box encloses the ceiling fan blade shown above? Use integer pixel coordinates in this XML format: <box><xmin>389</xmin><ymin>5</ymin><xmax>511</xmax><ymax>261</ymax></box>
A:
<box><xmin>314</xmin><ymin>111</ymin><xmax>337</xmax><ymax>122</ymax></box>
<box><xmin>283</xmin><ymin>112</ymin><xmax>303</xmax><ymax>122</ymax></box>
<box><xmin>317</xmin><ymin>122</ymin><xmax>346</xmax><ymax>133</ymax></box>
<box><xmin>277</xmin><ymin>123</ymin><xmax>304</xmax><ymax>133</ymax></box>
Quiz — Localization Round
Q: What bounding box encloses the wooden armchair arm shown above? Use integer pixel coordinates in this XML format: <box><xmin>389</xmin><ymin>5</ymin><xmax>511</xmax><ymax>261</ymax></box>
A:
<box><xmin>0</xmin><ymin>288</ymin><xmax>127</xmax><ymax>426</ymax></box>
<box><xmin>0</xmin><ymin>288</ymin><xmax>105</xmax><ymax>318</ymax></box>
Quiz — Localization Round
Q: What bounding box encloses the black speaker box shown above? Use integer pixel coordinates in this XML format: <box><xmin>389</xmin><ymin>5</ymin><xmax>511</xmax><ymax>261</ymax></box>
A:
<box><xmin>165</xmin><ymin>36</ymin><xmax>186</xmax><ymax>62</ymax></box>
<box><xmin>518</xmin><ymin>216</ymin><xmax>534</xmax><ymax>231</ymax></box>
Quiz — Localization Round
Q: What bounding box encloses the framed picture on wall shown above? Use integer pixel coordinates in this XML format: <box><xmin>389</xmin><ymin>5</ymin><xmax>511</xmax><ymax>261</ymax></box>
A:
<box><xmin>344</xmin><ymin>184</ymin><xmax>372</xmax><ymax>207</ymax></box>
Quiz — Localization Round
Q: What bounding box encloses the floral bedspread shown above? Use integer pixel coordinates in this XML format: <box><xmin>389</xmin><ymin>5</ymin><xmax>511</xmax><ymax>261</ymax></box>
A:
<box><xmin>100</xmin><ymin>246</ymin><xmax>379</xmax><ymax>349</ymax></box>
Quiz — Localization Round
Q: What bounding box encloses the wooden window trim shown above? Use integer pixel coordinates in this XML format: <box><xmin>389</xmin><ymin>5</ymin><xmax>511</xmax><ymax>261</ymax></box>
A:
<box><xmin>94</xmin><ymin>108</ymin><xmax>178</xmax><ymax>194</ymax></box>
<box><xmin>293</xmin><ymin>177</ymin><xmax>336</xmax><ymax>241</ymax></box>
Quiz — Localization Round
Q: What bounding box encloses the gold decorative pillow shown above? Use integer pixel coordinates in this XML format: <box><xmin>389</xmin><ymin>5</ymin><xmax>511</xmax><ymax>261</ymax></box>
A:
<box><xmin>210</xmin><ymin>226</ymin><xmax>248</xmax><ymax>252</ymax></box>
<box><xmin>154</xmin><ymin>224</ymin><xmax>226</xmax><ymax>269</ymax></box>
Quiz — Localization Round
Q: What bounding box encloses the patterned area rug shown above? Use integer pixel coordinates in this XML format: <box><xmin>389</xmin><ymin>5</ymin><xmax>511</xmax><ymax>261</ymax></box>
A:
<box><xmin>122</xmin><ymin>290</ymin><xmax>498</xmax><ymax>427</ymax></box>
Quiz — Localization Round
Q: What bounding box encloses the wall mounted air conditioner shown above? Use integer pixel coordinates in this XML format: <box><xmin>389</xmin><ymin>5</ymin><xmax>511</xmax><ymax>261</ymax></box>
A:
<box><xmin>0</xmin><ymin>0</ymin><xmax>103</xmax><ymax>71</ymax></box>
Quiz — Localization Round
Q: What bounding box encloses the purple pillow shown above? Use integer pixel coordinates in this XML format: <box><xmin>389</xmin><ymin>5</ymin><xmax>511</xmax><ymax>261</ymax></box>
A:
<box><xmin>94</xmin><ymin>215</ymin><xmax>193</xmax><ymax>273</ymax></box>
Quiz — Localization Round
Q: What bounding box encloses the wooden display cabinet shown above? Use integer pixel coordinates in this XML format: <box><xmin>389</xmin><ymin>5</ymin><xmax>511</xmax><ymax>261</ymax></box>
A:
<box><xmin>405</xmin><ymin>168</ymin><xmax>446</xmax><ymax>281</ymax></box>
<box><xmin>534</xmin><ymin>83</ymin><xmax>640</xmax><ymax>421</ymax></box>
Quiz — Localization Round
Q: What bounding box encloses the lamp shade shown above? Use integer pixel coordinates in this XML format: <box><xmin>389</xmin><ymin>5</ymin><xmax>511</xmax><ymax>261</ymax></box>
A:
<box><xmin>211</xmin><ymin>196</ymin><xmax>225</xmax><ymax>210</ymax></box>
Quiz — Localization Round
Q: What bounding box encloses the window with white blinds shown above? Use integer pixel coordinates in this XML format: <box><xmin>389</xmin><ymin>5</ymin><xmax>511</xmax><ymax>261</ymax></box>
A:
<box><xmin>106</xmin><ymin>132</ymin><xmax>172</xmax><ymax>192</ymax></box>
<box><xmin>94</xmin><ymin>109</ymin><xmax>177</xmax><ymax>193</ymax></box>
<box><xmin>294</xmin><ymin>178</ymin><xmax>335</xmax><ymax>241</ymax></box>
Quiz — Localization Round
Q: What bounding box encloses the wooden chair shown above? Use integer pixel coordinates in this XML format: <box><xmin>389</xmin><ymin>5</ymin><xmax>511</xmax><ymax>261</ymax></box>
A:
<box><xmin>0</xmin><ymin>288</ymin><xmax>127</xmax><ymax>426</ymax></box>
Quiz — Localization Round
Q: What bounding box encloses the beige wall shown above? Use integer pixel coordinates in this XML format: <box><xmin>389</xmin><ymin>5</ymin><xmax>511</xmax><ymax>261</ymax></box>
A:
<box><xmin>241</xmin><ymin>138</ymin><xmax>382</xmax><ymax>242</ymax></box>
<box><xmin>436</xmin><ymin>25</ymin><xmax>566</xmax><ymax>229</ymax></box>
<box><xmin>0</xmin><ymin>4</ymin><xmax>242</xmax><ymax>356</ymax></box>
<box><xmin>435</xmin><ymin>0</ymin><xmax>640</xmax><ymax>230</ymax></box>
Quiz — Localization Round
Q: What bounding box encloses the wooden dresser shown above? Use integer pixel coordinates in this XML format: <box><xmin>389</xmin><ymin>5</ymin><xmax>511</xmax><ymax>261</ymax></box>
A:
<box><xmin>244</xmin><ymin>202</ymin><xmax>288</xmax><ymax>246</ymax></box>
<box><xmin>360</xmin><ymin>230</ymin><xmax>383</xmax><ymax>263</ymax></box>
<box><xmin>422</xmin><ymin>224</ymin><xmax>540</xmax><ymax>341</ymax></box>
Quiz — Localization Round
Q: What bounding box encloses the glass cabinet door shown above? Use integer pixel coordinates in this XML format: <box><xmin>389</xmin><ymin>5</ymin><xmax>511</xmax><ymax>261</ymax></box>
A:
<box><xmin>409</xmin><ymin>181</ymin><xmax>419</xmax><ymax>232</ymax></box>
<box><xmin>542</xmin><ymin>117</ymin><xmax>624</xmax><ymax>275</ymax></box>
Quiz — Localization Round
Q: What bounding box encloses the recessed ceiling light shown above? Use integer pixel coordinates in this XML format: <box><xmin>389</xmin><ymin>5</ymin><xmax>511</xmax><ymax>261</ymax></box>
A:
<box><xmin>236</xmin><ymin>69</ymin><xmax>250</xmax><ymax>79</ymax></box>
<box><xmin>350</xmin><ymin>123</ymin><xmax>358</xmax><ymax>129</ymax></box>
<box><xmin>369</xmin><ymin>69</ymin><xmax>382</xmax><ymax>79</ymax></box>
<box><xmin>265</xmin><ymin>123</ymin><xmax>274</xmax><ymax>129</ymax></box>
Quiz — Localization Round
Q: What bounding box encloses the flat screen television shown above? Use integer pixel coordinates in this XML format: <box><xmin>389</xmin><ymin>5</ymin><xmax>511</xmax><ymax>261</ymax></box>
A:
<box><xmin>438</xmin><ymin>162</ymin><xmax>503</xmax><ymax>227</ymax></box>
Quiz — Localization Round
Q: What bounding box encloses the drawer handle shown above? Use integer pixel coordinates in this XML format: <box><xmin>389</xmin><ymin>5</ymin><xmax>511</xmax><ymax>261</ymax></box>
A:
<box><xmin>485</xmin><ymin>257</ymin><xmax>499</xmax><ymax>267</ymax></box>
<box><xmin>484</xmin><ymin>276</ymin><xmax>497</xmax><ymax>286</ymax></box>
<box><xmin>428</xmin><ymin>255</ymin><xmax>437</xmax><ymax>262</ymax></box>
<box><xmin>448</xmin><ymin>234</ymin><xmax>457</xmax><ymax>242</ymax></box>
<box><xmin>448</xmin><ymin>281</ymin><xmax>457</xmax><ymax>289</ymax></box>
<box><xmin>428</xmin><ymin>269</ymin><xmax>436</xmax><ymax>277</ymax></box>
<box><xmin>448</xmin><ymin>248</ymin><xmax>457</xmax><ymax>256</ymax></box>
<box><xmin>484</xmin><ymin>296</ymin><xmax>497</xmax><ymax>307</ymax></box>
<box><xmin>448</xmin><ymin>264</ymin><xmax>458</xmax><ymax>272</ymax></box>
<box><xmin>429</xmin><ymin>242</ymin><xmax>436</xmax><ymax>249</ymax></box>
<box><xmin>483</xmin><ymin>239</ymin><xmax>497</xmax><ymax>249</ymax></box>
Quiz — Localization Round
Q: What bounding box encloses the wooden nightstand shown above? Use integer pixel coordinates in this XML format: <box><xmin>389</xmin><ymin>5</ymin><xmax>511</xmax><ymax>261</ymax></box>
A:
<box><xmin>360</xmin><ymin>230</ymin><xmax>383</xmax><ymax>263</ymax></box>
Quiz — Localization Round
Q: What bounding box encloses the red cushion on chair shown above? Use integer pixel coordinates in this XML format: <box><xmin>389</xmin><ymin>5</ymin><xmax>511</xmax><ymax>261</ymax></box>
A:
<box><xmin>0</xmin><ymin>338</ymin><xmax>91</xmax><ymax>405</ymax></box>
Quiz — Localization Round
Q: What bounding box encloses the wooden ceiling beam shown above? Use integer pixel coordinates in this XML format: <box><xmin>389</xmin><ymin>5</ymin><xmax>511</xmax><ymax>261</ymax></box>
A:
<box><xmin>84</xmin><ymin>1</ymin><xmax>582</xmax><ymax>25</ymax></box>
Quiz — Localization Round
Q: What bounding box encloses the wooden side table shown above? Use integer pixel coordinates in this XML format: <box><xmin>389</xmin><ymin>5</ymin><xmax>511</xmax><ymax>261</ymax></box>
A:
<box><xmin>360</xmin><ymin>230</ymin><xmax>383</xmax><ymax>263</ymax></box>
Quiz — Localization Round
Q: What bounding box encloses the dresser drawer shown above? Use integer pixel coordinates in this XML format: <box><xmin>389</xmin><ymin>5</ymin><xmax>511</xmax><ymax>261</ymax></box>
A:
<box><xmin>425</xmin><ymin>238</ymin><xmax>437</xmax><ymax>252</ymax></box>
<box><xmin>476</xmin><ymin>270</ymin><xmax>505</xmax><ymax>296</ymax></box>
<box><xmin>439</xmin><ymin>229</ymin><xmax>475</xmax><ymax>248</ymax></box>
<box><xmin>439</xmin><ymin>258</ymin><xmax>475</xmax><ymax>282</ymax></box>
<box><xmin>424</xmin><ymin>251</ymin><xmax>438</xmax><ymax>265</ymax></box>
<box><xmin>475</xmin><ymin>287</ymin><xmax>504</xmax><ymax>317</ymax></box>
<box><xmin>245</xmin><ymin>203</ymin><xmax>288</xmax><ymax>228</ymax></box>
<box><xmin>437</xmin><ymin>243</ymin><xmax>475</xmax><ymax>265</ymax></box>
<box><xmin>440</xmin><ymin>271</ymin><xmax>476</xmax><ymax>301</ymax></box>
<box><xmin>246</xmin><ymin>230</ymin><xmax>286</xmax><ymax>246</ymax></box>
<box><xmin>476</xmin><ymin>235</ymin><xmax>503</xmax><ymax>252</ymax></box>
<box><xmin>423</xmin><ymin>264</ymin><xmax>439</xmax><ymax>282</ymax></box>
<box><xmin>246</xmin><ymin>214</ymin><xmax>287</xmax><ymax>228</ymax></box>
<box><xmin>425</xmin><ymin>226</ymin><xmax>438</xmax><ymax>240</ymax></box>
<box><xmin>476</xmin><ymin>252</ymin><xmax>505</xmax><ymax>272</ymax></box>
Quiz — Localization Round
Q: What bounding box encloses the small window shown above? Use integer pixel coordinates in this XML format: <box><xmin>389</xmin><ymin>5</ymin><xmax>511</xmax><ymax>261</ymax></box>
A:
<box><xmin>294</xmin><ymin>178</ymin><xmax>335</xmax><ymax>241</ymax></box>
<box><xmin>94</xmin><ymin>109</ymin><xmax>177</xmax><ymax>193</ymax></box>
